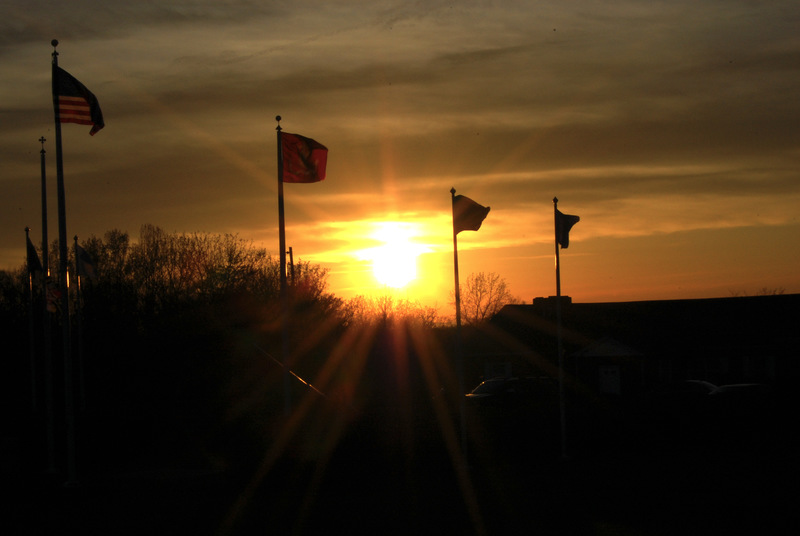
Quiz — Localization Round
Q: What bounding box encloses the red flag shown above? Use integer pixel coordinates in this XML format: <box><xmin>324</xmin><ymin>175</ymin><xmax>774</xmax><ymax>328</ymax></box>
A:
<box><xmin>555</xmin><ymin>209</ymin><xmax>580</xmax><ymax>248</ymax></box>
<box><xmin>280</xmin><ymin>132</ymin><xmax>327</xmax><ymax>183</ymax></box>
<box><xmin>54</xmin><ymin>66</ymin><xmax>105</xmax><ymax>135</ymax></box>
<box><xmin>453</xmin><ymin>194</ymin><xmax>490</xmax><ymax>234</ymax></box>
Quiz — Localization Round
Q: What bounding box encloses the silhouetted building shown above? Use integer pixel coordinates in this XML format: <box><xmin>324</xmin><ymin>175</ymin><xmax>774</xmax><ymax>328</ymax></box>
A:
<box><xmin>471</xmin><ymin>294</ymin><xmax>800</xmax><ymax>397</ymax></box>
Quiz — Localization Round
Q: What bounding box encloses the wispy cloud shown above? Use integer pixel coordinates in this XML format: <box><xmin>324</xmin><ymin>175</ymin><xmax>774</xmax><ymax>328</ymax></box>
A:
<box><xmin>2</xmin><ymin>0</ymin><xmax>799</xmax><ymax>302</ymax></box>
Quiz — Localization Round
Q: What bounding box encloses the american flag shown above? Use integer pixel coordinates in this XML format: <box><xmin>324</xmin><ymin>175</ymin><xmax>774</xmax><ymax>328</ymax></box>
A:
<box><xmin>54</xmin><ymin>66</ymin><xmax>104</xmax><ymax>135</ymax></box>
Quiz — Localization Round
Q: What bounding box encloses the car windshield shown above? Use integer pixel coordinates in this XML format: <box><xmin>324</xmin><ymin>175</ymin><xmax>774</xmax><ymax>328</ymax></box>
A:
<box><xmin>470</xmin><ymin>379</ymin><xmax>514</xmax><ymax>395</ymax></box>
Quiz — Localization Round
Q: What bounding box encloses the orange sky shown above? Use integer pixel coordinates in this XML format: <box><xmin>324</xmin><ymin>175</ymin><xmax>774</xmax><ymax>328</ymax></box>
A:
<box><xmin>2</xmin><ymin>1</ymin><xmax>799</xmax><ymax>315</ymax></box>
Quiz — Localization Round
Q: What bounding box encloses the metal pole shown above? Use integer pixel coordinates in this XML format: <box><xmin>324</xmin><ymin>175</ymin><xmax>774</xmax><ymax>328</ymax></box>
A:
<box><xmin>39</xmin><ymin>137</ymin><xmax>56</xmax><ymax>472</ymax></box>
<box><xmin>451</xmin><ymin>188</ymin><xmax>466</xmax><ymax>458</ymax></box>
<box><xmin>74</xmin><ymin>236</ymin><xmax>86</xmax><ymax>411</ymax></box>
<box><xmin>554</xmin><ymin>196</ymin><xmax>567</xmax><ymax>459</ymax></box>
<box><xmin>26</xmin><ymin>227</ymin><xmax>37</xmax><ymax>413</ymax></box>
<box><xmin>51</xmin><ymin>39</ymin><xmax>78</xmax><ymax>484</ymax></box>
<box><xmin>287</xmin><ymin>246</ymin><xmax>294</xmax><ymax>286</ymax></box>
<box><xmin>276</xmin><ymin>116</ymin><xmax>291</xmax><ymax>415</ymax></box>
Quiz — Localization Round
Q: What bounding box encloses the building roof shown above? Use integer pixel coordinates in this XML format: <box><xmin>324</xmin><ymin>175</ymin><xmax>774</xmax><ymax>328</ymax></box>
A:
<box><xmin>491</xmin><ymin>294</ymin><xmax>800</xmax><ymax>363</ymax></box>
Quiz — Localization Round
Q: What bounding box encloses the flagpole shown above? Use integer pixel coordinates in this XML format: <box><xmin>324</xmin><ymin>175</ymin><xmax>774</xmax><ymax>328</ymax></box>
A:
<box><xmin>39</xmin><ymin>136</ymin><xmax>57</xmax><ymax>472</ymax></box>
<box><xmin>74</xmin><ymin>236</ymin><xmax>86</xmax><ymax>411</ymax></box>
<box><xmin>287</xmin><ymin>246</ymin><xmax>294</xmax><ymax>286</ymax></box>
<box><xmin>451</xmin><ymin>188</ymin><xmax>467</xmax><ymax>458</ymax></box>
<box><xmin>39</xmin><ymin>137</ymin><xmax>53</xmax><ymax>410</ymax></box>
<box><xmin>452</xmin><ymin>189</ymin><xmax>463</xmax><ymax>330</ymax></box>
<box><xmin>51</xmin><ymin>39</ymin><xmax>78</xmax><ymax>484</ymax></box>
<box><xmin>276</xmin><ymin>116</ymin><xmax>291</xmax><ymax>415</ymax></box>
<box><xmin>26</xmin><ymin>228</ymin><xmax>38</xmax><ymax>414</ymax></box>
<box><xmin>554</xmin><ymin>197</ymin><xmax>562</xmax><ymax>299</ymax></box>
<box><xmin>554</xmin><ymin>196</ymin><xmax>567</xmax><ymax>459</ymax></box>
<box><xmin>39</xmin><ymin>137</ymin><xmax>50</xmax><ymax>278</ymax></box>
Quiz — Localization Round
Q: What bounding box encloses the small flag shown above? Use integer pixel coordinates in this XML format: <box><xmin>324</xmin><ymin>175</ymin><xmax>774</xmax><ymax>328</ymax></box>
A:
<box><xmin>280</xmin><ymin>132</ymin><xmax>328</xmax><ymax>183</ymax></box>
<box><xmin>76</xmin><ymin>245</ymin><xmax>96</xmax><ymax>279</ymax></box>
<box><xmin>453</xmin><ymin>194</ymin><xmax>490</xmax><ymax>234</ymax></box>
<box><xmin>555</xmin><ymin>209</ymin><xmax>580</xmax><ymax>248</ymax></box>
<box><xmin>26</xmin><ymin>236</ymin><xmax>43</xmax><ymax>274</ymax></box>
<box><xmin>54</xmin><ymin>66</ymin><xmax>104</xmax><ymax>135</ymax></box>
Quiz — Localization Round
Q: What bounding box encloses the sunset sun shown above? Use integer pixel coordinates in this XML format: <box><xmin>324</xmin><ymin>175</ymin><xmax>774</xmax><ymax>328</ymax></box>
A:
<box><xmin>368</xmin><ymin>222</ymin><xmax>422</xmax><ymax>289</ymax></box>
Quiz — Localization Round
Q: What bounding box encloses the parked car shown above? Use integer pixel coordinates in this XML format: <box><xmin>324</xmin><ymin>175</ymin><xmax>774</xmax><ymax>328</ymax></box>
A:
<box><xmin>645</xmin><ymin>379</ymin><xmax>717</xmax><ymax>412</ymax></box>
<box><xmin>466</xmin><ymin>377</ymin><xmax>523</xmax><ymax>400</ymax></box>
<box><xmin>708</xmin><ymin>383</ymin><xmax>775</xmax><ymax>419</ymax></box>
<box><xmin>705</xmin><ymin>383</ymin><xmax>784</xmax><ymax>450</ymax></box>
<box><xmin>637</xmin><ymin>380</ymin><xmax>719</xmax><ymax>443</ymax></box>
<box><xmin>465</xmin><ymin>376</ymin><xmax>559</xmax><ymax>416</ymax></box>
<box><xmin>710</xmin><ymin>382</ymin><xmax>771</xmax><ymax>398</ymax></box>
<box><xmin>465</xmin><ymin>377</ymin><xmax>561</xmax><ymax>454</ymax></box>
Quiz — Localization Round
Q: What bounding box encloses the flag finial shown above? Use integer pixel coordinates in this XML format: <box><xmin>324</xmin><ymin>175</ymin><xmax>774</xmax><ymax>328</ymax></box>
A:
<box><xmin>276</xmin><ymin>115</ymin><xmax>282</xmax><ymax>131</ymax></box>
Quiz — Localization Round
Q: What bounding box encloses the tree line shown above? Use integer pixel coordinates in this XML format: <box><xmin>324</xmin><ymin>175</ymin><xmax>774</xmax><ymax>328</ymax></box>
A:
<box><xmin>2</xmin><ymin>225</ymin><xmax>519</xmax><ymax>473</ymax></box>
<box><xmin>5</xmin><ymin>224</ymin><xmax>517</xmax><ymax>330</ymax></box>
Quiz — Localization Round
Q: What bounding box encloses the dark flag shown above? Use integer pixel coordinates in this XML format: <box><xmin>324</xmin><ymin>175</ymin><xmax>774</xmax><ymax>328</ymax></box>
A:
<box><xmin>46</xmin><ymin>284</ymin><xmax>60</xmax><ymax>313</ymax></box>
<box><xmin>453</xmin><ymin>194</ymin><xmax>490</xmax><ymax>234</ymax></box>
<box><xmin>76</xmin><ymin>245</ymin><xmax>96</xmax><ymax>279</ymax></box>
<box><xmin>27</xmin><ymin>236</ymin><xmax>43</xmax><ymax>274</ymax></box>
<box><xmin>53</xmin><ymin>66</ymin><xmax>104</xmax><ymax>135</ymax></box>
<box><xmin>555</xmin><ymin>209</ymin><xmax>580</xmax><ymax>248</ymax></box>
<box><xmin>280</xmin><ymin>132</ymin><xmax>328</xmax><ymax>183</ymax></box>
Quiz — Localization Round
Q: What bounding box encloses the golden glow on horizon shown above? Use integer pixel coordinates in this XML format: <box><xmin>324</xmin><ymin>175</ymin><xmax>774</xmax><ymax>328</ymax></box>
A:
<box><xmin>281</xmin><ymin>216</ymin><xmax>453</xmax><ymax>305</ymax></box>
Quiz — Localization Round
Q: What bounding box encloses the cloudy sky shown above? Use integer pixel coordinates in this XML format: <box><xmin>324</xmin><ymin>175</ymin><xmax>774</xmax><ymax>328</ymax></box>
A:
<box><xmin>2</xmin><ymin>0</ymin><xmax>799</xmax><ymax>312</ymax></box>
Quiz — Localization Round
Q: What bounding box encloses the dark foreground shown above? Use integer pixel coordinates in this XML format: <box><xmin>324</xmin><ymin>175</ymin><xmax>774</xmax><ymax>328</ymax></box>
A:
<box><xmin>4</xmin><ymin>395</ymin><xmax>797</xmax><ymax>536</ymax></box>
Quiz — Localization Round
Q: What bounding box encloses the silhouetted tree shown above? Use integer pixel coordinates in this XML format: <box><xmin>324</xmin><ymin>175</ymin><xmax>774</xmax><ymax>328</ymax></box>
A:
<box><xmin>6</xmin><ymin>225</ymin><xmax>455</xmax><ymax>472</ymax></box>
<box><xmin>729</xmin><ymin>286</ymin><xmax>786</xmax><ymax>297</ymax></box>
<box><xmin>459</xmin><ymin>271</ymin><xmax>517</xmax><ymax>325</ymax></box>
<box><xmin>0</xmin><ymin>268</ymin><xmax>28</xmax><ymax>315</ymax></box>
<box><xmin>51</xmin><ymin>225</ymin><xmax>343</xmax><ymax>469</ymax></box>
<box><xmin>0</xmin><ymin>269</ymin><xmax>31</xmax><ymax>431</ymax></box>
<box><xmin>341</xmin><ymin>292</ymin><xmax>442</xmax><ymax>328</ymax></box>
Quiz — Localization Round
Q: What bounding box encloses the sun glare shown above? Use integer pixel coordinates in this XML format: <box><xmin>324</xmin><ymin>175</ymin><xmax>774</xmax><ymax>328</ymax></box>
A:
<box><xmin>368</xmin><ymin>222</ymin><xmax>423</xmax><ymax>289</ymax></box>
